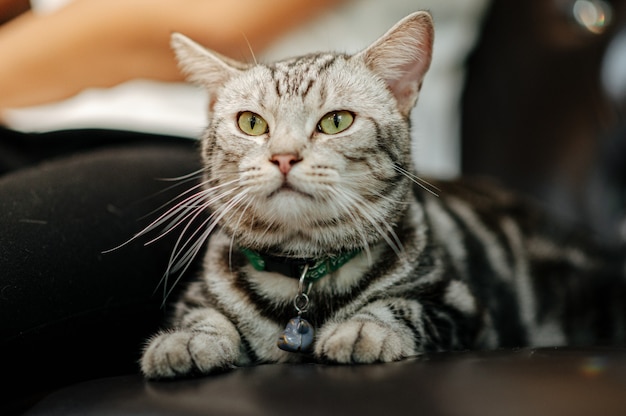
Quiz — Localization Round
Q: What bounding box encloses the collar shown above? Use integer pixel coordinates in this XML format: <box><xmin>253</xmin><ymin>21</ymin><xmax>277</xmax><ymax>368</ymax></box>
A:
<box><xmin>240</xmin><ymin>247</ymin><xmax>360</xmax><ymax>282</ymax></box>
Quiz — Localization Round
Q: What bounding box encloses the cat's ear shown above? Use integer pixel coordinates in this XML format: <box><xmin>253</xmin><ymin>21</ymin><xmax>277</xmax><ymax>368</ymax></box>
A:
<box><xmin>357</xmin><ymin>11</ymin><xmax>434</xmax><ymax>117</ymax></box>
<box><xmin>170</xmin><ymin>32</ymin><xmax>248</xmax><ymax>97</ymax></box>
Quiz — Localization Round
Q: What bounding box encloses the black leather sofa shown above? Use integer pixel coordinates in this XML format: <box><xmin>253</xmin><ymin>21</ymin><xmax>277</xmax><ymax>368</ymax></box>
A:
<box><xmin>23</xmin><ymin>348</ymin><xmax>626</xmax><ymax>416</ymax></box>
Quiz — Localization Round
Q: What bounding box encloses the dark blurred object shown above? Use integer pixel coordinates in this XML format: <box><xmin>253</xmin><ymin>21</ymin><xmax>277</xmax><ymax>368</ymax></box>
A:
<box><xmin>0</xmin><ymin>0</ymin><xmax>30</xmax><ymax>24</ymax></box>
<box><xmin>0</xmin><ymin>133</ymin><xmax>203</xmax><ymax>415</ymax></box>
<box><xmin>462</xmin><ymin>0</ymin><xmax>626</xmax><ymax>244</ymax></box>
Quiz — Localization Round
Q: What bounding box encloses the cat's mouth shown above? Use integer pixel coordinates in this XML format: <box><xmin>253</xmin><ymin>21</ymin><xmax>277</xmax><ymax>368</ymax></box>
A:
<box><xmin>268</xmin><ymin>183</ymin><xmax>313</xmax><ymax>199</ymax></box>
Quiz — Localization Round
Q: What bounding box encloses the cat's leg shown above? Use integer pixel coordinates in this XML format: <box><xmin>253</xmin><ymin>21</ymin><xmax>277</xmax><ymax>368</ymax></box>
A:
<box><xmin>314</xmin><ymin>298</ymin><xmax>421</xmax><ymax>364</ymax></box>
<box><xmin>314</xmin><ymin>296</ymin><xmax>470</xmax><ymax>364</ymax></box>
<box><xmin>141</xmin><ymin>307</ymin><xmax>242</xmax><ymax>379</ymax></box>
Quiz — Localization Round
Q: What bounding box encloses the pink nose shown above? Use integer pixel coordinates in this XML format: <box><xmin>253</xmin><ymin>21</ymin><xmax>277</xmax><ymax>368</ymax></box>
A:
<box><xmin>270</xmin><ymin>154</ymin><xmax>301</xmax><ymax>175</ymax></box>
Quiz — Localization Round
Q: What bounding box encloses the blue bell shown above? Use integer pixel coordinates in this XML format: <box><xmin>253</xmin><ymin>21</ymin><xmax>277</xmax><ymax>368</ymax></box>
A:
<box><xmin>277</xmin><ymin>316</ymin><xmax>315</xmax><ymax>353</ymax></box>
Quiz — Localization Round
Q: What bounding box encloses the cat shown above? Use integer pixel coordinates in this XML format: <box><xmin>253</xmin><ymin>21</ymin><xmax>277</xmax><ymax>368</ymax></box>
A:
<box><xmin>140</xmin><ymin>11</ymin><xmax>625</xmax><ymax>379</ymax></box>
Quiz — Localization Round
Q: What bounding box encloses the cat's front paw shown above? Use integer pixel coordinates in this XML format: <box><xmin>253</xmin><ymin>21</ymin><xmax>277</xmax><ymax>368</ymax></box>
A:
<box><xmin>141</xmin><ymin>330</ymin><xmax>239</xmax><ymax>379</ymax></box>
<box><xmin>314</xmin><ymin>317</ymin><xmax>414</xmax><ymax>364</ymax></box>
<box><xmin>140</xmin><ymin>310</ymin><xmax>241</xmax><ymax>379</ymax></box>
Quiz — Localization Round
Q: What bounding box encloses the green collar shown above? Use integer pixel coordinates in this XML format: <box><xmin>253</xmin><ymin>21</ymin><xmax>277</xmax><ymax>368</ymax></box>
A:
<box><xmin>240</xmin><ymin>247</ymin><xmax>360</xmax><ymax>282</ymax></box>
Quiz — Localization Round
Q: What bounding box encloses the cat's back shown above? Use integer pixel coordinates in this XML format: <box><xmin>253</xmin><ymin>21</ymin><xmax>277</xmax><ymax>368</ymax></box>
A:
<box><xmin>417</xmin><ymin>176</ymin><xmax>543</xmax><ymax>244</ymax></box>
<box><xmin>414</xmin><ymin>175</ymin><xmax>625</xmax><ymax>347</ymax></box>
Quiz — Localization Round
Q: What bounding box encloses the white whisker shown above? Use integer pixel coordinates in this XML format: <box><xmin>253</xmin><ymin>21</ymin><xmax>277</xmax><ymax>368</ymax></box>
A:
<box><xmin>155</xmin><ymin>214</ymin><xmax>213</xmax><ymax>303</ymax></box>
<box><xmin>155</xmin><ymin>167</ymin><xmax>205</xmax><ymax>182</ymax></box>
<box><xmin>228</xmin><ymin>195</ymin><xmax>255</xmax><ymax>270</ymax></box>
<box><xmin>157</xmin><ymin>188</ymin><xmax>250</xmax><ymax>304</ymax></box>
<box><xmin>342</xmin><ymin>187</ymin><xmax>406</xmax><ymax>259</ymax></box>
<box><xmin>102</xmin><ymin>178</ymin><xmax>239</xmax><ymax>253</ymax></box>
<box><xmin>144</xmin><ymin>184</ymin><xmax>241</xmax><ymax>246</ymax></box>
<box><xmin>138</xmin><ymin>175</ymin><xmax>209</xmax><ymax>221</ymax></box>
<box><xmin>240</xmin><ymin>31</ymin><xmax>258</xmax><ymax>65</ymax></box>
<box><xmin>393</xmin><ymin>165</ymin><xmax>439</xmax><ymax>197</ymax></box>
<box><xmin>327</xmin><ymin>188</ymin><xmax>373</xmax><ymax>264</ymax></box>
<box><xmin>143</xmin><ymin>196</ymin><xmax>208</xmax><ymax>246</ymax></box>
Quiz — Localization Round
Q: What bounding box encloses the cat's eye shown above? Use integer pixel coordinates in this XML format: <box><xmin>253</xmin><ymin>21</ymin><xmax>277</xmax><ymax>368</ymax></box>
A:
<box><xmin>318</xmin><ymin>111</ymin><xmax>354</xmax><ymax>135</ymax></box>
<box><xmin>237</xmin><ymin>111</ymin><xmax>269</xmax><ymax>136</ymax></box>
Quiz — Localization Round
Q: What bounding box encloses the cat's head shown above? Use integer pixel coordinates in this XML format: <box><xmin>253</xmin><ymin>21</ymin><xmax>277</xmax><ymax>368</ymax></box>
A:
<box><xmin>172</xmin><ymin>12</ymin><xmax>433</xmax><ymax>257</ymax></box>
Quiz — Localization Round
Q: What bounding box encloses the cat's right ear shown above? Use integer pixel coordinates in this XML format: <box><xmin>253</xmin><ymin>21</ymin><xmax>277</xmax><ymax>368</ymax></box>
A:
<box><xmin>357</xmin><ymin>11</ymin><xmax>434</xmax><ymax>118</ymax></box>
<box><xmin>170</xmin><ymin>33</ymin><xmax>247</xmax><ymax>93</ymax></box>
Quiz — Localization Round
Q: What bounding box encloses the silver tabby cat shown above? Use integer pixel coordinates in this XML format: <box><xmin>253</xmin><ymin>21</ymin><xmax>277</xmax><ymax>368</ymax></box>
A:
<box><xmin>140</xmin><ymin>11</ymin><xmax>625</xmax><ymax>379</ymax></box>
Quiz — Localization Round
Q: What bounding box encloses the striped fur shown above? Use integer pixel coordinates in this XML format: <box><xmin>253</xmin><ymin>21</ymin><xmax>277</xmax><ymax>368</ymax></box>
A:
<box><xmin>140</xmin><ymin>12</ymin><xmax>625</xmax><ymax>379</ymax></box>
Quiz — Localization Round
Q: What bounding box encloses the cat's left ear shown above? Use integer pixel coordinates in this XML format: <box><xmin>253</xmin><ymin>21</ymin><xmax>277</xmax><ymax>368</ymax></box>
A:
<box><xmin>357</xmin><ymin>11</ymin><xmax>434</xmax><ymax>117</ymax></box>
<box><xmin>170</xmin><ymin>33</ymin><xmax>249</xmax><ymax>105</ymax></box>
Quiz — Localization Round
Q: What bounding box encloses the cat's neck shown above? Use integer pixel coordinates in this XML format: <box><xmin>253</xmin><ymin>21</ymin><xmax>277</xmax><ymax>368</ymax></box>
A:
<box><xmin>240</xmin><ymin>246</ymin><xmax>361</xmax><ymax>281</ymax></box>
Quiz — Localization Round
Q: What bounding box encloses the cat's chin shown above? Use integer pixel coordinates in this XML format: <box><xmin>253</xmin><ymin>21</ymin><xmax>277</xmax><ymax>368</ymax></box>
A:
<box><xmin>228</xmin><ymin>224</ymin><xmax>366</xmax><ymax>259</ymax></box>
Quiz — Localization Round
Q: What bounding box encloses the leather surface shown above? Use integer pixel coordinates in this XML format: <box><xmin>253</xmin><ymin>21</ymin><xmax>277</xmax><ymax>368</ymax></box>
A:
<box><xmin>25</xmin><ymin>347</ymin><xmax>626</xmax><ymax>416</ymax></box>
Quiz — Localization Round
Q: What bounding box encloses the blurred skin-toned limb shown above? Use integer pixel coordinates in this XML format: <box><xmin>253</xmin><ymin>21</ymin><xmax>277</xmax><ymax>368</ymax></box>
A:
<box><xmin>0</xmin><ymin>0</ymin><xmax>344</xmax><ymax>109</ymax></box>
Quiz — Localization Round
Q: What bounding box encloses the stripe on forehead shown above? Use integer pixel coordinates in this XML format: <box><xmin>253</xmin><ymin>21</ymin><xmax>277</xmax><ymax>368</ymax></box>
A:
<box><xmin>271</xmin><ymin>53</ymin><xmax>340</xmax><ymax>97</ymax></box>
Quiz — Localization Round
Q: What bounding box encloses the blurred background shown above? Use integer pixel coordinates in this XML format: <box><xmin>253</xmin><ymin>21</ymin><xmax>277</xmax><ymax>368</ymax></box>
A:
<box><xmin>462</xmin><ymin>0</ymin><xmax>626</xmax><ymax>245</ymax></box>
<box><xmin>1</xmin><ymin>0</ymin><xmax>625</xmax><ymax>241</ymax></box>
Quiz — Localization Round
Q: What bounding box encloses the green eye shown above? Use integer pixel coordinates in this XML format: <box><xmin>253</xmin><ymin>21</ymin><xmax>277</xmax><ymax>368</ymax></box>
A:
<box><xmin>318</xmin><ymin>110</ymin><xmax>354</xmax><ymax>135</ymax></box>
<box><xmin>238</xmin><ymin>111</ymin><xmax>269</xmax><ymax>136</ymax></box>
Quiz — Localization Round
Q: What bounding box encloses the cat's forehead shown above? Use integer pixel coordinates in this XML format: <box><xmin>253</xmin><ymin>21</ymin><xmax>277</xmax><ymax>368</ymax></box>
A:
<box><xmin>219</xmin><ymin>51</ymin><xmax>381</xmax><ymax>114</ymax></box>
<box><xmin>264</xmin><ymin>52</ymin><xmax>349</xmax><ymax>97</ymax></box>
<box><xmin>215</xmin><ymin>50</ymin><xmax>390</xmax><ymax>119</ymax></box>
